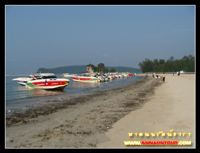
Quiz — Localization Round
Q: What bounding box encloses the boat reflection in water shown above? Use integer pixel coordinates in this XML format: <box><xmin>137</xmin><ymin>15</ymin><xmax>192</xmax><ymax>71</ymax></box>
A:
<box><xmin>72</xmin><ymin>82</ymin><xmax>100</xmax><ymax>89</ymax></box>
<box><xmin>26</xmin><ymin>88</ymin><xmax>66</xmax><ymax>97</ymax></box>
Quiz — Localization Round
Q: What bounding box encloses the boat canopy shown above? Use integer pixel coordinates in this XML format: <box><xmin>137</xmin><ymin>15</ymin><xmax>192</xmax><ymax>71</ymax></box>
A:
<box><xmin>34</xmin><ymin>73</ymin><xmax>57</xmax><ymax>79</ymax></box>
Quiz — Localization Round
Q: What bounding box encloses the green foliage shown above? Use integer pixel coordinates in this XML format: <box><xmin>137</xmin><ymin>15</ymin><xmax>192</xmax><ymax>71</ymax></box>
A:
<box><xmin>97</xmin><ymin>63</ymin><xmax>105</xmax><ymax>71</ymax></box>
<box><xmin>109</xmin><ymin>68</ymin><xmax>116</xmax><ymax>72</ymax></box>
<box><xmin>107</xmin><ymin>66</ymin><xmax>141</xmax><ymax>73</ymax></box>
<box><xmin>103</xmin><ymin>68</ymin><xmax>109</xmax><ymax>73</ymax></box>
<box><xmin>138</xmin><ymin>54</ymin><xmax>195</xmax><ymax>73</ymax></box>
<box><xmin>91</xmin><ymin>63</ymin><xmax>108</xmax><ymax>73</ymax></box>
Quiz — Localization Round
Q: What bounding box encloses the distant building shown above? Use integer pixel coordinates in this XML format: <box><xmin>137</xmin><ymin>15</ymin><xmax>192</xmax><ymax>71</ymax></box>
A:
<box><xmin>86</xmin><ymin>64</ymin><xmax>94</xmax><ymax>73</ymax></box>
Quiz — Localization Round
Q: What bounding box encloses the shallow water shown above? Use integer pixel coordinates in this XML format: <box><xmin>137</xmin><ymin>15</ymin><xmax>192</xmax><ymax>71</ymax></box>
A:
<box><xmin>6</xmin><ymin>74</ymin><xmax>145</xmax><ymax>115</ymax></box>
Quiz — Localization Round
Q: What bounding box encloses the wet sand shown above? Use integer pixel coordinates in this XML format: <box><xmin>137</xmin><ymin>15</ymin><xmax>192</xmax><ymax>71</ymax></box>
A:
<box><xmin>6</xmin><ymin>74</ymin><xmax>195</xmax><ymax>148</ymax></box>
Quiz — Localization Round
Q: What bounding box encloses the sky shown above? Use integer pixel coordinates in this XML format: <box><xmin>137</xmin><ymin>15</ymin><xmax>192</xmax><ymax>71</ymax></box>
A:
<box><xmin>5</xmin><ymin>5</ymin><xmax>195</xmax><ymax>74</ymax></box>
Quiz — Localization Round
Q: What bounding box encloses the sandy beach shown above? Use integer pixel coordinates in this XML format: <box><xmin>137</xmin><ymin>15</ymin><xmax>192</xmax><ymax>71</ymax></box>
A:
<box><xmin>97</xmin><ymin>74</ymin><xmax>195</xmax><ymax>148</ymax></box>
<box><xmin>6</xmin><ymin>74</ymin><xmax>195</xmax><ymax>148</ymax></box>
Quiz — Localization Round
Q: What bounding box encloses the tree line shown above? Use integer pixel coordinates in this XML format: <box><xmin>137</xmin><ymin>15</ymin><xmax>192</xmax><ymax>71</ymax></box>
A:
<box><xmin>138</xmin><ymin>54</ymin><xmax>195</xmax><ymax>73</ymax></box>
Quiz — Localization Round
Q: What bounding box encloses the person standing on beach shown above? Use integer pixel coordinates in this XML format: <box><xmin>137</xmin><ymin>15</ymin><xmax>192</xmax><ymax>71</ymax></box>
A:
<box><xmin>163</xmin><ymin>73</ymin><xmax>165</xmax><ymax>82</ymax></box>
<box><xmin>156</xmin><ymin>73</ymin><xmax>158</xmax><ymax>78</ymax></box>
<box><xmin>173</xmin><ymin>71</ymin><xmax>174</xmax><ymax>76</ymax></box>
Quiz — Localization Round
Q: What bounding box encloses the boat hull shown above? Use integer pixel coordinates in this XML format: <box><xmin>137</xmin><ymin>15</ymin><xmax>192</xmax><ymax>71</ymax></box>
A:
<box><xmin>26</xmin><ymin>79</ymin><xmax>70</xmax><ymax>90</ymax></box>
<box><xmin>62</xmin><ymin>74</ymin><xmax>77</xmax><ymax>77</ymax></box>
<box><xmin>17</xmin><ymin>80</ymin><xmax>28</xmax><ymax>86</ymax></box>
<box><xmin>71</xmin><ymin>76</ymin><xmax>99</xmax><ymax>83</ymax></box>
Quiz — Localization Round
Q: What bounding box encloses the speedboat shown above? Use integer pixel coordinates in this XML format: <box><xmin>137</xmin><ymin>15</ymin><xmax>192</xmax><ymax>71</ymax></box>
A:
<box><xmin>26</xmin><ymin>73</ymin><xmax>70</xmax><ymax>90</ymax></box>
<box><xmin>71</xmin><ymin>73</ymin><xmax>100</xmax><ymax>83</ymax></box>
<box><xmin>107</xmin><ymin>75</ymin><xmax>114</xmax><ymax>80</ymax></box>
<box><xmin>114</xmin><ymin>74</ymin><xmax>119</xmax><ymax>78</ymax></box>
<box><xmin>102</xmin><ymin>74</ymin><xmax>109</xmax><ymax>81</ymax></box>
<box><xmin>124</xmin><ymin>72</ymin><xmax>131</xmax><ymax>77</ymax></box>
<box><xmin>96</xmin><ymin>74</ymin><xmax>105</xmax><ymax>82</ymax></box>
<box><xmin>62</xmin><ymin>73</ymin><xmax>77</xmax><ymax>77</ymax></box>
<box><xmin>12</xmin><ymin>76</ymin><xmax>34</xmax><ymax>86</ymax></box>
<box><xmin>118</xmin><ymin>74</ymin><xmax>123</xmax><ymax>78</ymax></box>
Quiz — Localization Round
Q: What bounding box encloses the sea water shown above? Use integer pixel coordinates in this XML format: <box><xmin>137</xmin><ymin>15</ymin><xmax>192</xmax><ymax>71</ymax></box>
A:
<box><xmin>6</xmin><ymin>74</ymin><xmax>145</xmax><ymax>116</ymax></box>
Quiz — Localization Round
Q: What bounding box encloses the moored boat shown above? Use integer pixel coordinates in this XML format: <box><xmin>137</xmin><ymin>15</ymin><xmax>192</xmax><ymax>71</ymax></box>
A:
<box><xmin>26</xmin><ymin>73</ymin><xmax>70</xmax><ymax>90</ymax></box>
<box><xmin>61</xmin><ymin>73</ymin><xmax>77</xmax><ymax>77</ymax></box>
<box><xmin>71</xmin><ymin>73</ymin><xmax>100</xmax><ymax>83</ymax></box>
<box><xmin>12</xmin><ymin>77</ymin><xmax>32</xmax><ymax>86</ymax></box>
<box><xmin>125</xmin><ymin>72</ymin><xmax>132</xmax><ymax>77</ymax></box>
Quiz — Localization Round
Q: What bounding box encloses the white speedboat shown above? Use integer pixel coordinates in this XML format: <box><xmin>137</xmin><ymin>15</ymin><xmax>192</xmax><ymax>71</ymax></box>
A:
<box><xmin>62</xmin><ymin>73</ymin><xmax>77</xmax><ymax>77</ymax></box>
<box><xmin>12</xmin><ymin>76</ymin><xmax>33</xmax><ymax>86</ymax></box>
<box><xmin>71</xmin><ymin>73</ymin><xmax>100</xmax><ymax>83</ymax></box>
<box><xmin>26</xmin><ymin>73</ymin><xmax>70</xmax><ymax>90</ymax></box>
<box><xmin>96</xmin><ymin>74</ymin><xmax>105</xmax><ymax>82</ymax></box>
<box><xmin>107</xmin><ymin>75</ymin><xmax>114</xmax><ymax>80</ymax></box>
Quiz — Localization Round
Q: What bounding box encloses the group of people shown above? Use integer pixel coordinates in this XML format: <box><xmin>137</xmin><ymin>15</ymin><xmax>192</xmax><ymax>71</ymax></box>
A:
<box><xmin>152</xmin><ymin>71</ymin><xmax>182</xmax><ymax>82</ymax></box>
<box><xmin>152</xmin><ymin>72</ymin><xmax>165</xmax><ymax>82</ymax></box>
<box><xmin>172</xmin><ymin>71</ymin><xmax>180</xmax><ymax>76</ymax></box>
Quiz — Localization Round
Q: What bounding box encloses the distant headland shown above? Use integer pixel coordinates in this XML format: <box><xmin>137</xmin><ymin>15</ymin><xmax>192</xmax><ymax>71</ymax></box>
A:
<box><xmin>36</xmin><ymin>65</ymin><xmax>141</xmax><ymax>74</ymax></box>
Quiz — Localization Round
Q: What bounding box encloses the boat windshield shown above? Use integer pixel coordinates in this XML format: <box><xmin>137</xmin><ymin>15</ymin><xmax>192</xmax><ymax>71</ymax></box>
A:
<box><xmin>41</xmin><ymin>75</ymin><xmax>57</xmax><ymax>79</ymax></box>
<box><xmin>82</xmin><ymin>74</ymin><xmax>90</xmax><ymax>77</ymax></box>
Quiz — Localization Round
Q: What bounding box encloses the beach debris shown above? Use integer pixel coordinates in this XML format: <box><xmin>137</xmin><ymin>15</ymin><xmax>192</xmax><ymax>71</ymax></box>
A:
<box><xmin>9</xmin><ymin>139</ymin><xmax>14</xmax><ymax>143</ymax></box>
<box><xmin>65</xmin><ymin>120</ymin><xmax>77</xmax><ymax>124</ymax></box>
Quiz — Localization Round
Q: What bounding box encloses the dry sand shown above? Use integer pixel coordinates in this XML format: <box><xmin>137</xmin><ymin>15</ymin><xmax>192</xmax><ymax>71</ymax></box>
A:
<box><xmin>5</xmin><ymin>74</ymin><xmax>195</xmax><ymax>148</ymax></box>
<box><xmin>97</xmin><ymin>74</ymin><xmax>195</xmax><ymax>148</ymax></box>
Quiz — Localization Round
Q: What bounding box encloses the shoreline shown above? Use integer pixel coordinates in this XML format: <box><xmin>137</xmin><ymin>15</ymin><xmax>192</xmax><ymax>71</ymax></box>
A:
<box><xmin>6</xmin><ymin>76</ymin><xmax>162</xmax><ymax>148</ymax></box>
<box><xmin>6</xmin><ymin>74</ymin><xmax>195</xmax><ymax>148</ymax></box>
<box><xmin>6</xmin><ymin>76</ymin><xmax>147</xmax><ymax>127</ymax></box>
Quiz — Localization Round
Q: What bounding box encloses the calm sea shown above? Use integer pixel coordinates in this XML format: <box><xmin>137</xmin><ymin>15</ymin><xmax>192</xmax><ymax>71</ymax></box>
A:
<box><xmin>5</xmin><ymin>74</ymin><xmax>145</xmax><ymax>116</ymax></box>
